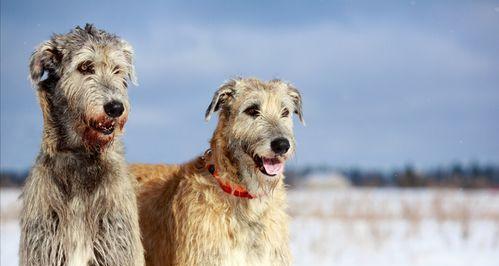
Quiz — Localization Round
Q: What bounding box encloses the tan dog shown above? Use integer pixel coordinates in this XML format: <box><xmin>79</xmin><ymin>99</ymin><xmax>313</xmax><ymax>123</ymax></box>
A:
<box><xmin>132</xmin><ymin>78</ymin><xmax>304</xmax><ymax>266</ymax></box>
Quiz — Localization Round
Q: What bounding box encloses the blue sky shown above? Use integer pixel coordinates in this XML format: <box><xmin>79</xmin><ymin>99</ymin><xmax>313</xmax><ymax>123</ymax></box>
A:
<box><xmin>1</xmin><ymin>0</ymin><xmax>499</xmax><ymax>170</ymax></box>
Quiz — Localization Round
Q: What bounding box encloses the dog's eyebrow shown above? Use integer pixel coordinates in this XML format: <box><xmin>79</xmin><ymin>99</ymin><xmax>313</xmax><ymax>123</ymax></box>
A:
<box><xmin>242</xmin><ymin>102</ymin><xmax>260</xmax><ymax>111</ymax></box>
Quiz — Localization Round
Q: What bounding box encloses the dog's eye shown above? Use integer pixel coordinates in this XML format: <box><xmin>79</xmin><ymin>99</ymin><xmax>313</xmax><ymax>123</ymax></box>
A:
<box><xmin>113</xmin><ymin>66</ymin><xmax>122</xmax><ymax>75</ymax></box>
<box><xmin>282</xmin><ymin>108</ymin><xmax>290</xmax><ymax>118</ymax></box>
<box><xmin>244</xmin><ymin>104</ymin><xmax>260</xmax><ymax>117</ymax></box>
<box><xmin>77</xmin><ymin>61</ymin><xmax>95</xmax><ymax>75</ymax></box>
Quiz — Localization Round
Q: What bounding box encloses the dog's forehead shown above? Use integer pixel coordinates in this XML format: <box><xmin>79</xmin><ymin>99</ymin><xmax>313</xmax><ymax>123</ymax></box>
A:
<box><xmin>236</xmin><ymin>79</ymin><xmax>287</xmax><ymax>97</ymax></box>
<box><xmin>235</xmin><ymin>79</ymin><xmax>289</xmax><ymax>102</ymax></box>
<box><xmin>57</xmin><ymin>30</ymin><xmax>124</xmax><ymax>61</ymax></box>
<box><xmin>70</xmin><ymin>42</ymin><xmax>124</xmax><ymax>60</ymax></box>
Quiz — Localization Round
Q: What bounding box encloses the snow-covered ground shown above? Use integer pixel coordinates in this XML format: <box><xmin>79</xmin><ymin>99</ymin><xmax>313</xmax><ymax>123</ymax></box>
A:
<box><xmin>2</xmin><ymin>188</ymin><xmax>498</xmax><ymax>265</ymax></box>
<box><xmin>1</xmin><ymin>189</ymin><xmax>21</xmax><ymax>266</ymax></box>
<box><xmin>289</xmin><ymin>188</ymin><xmax>499</xmax><ymax>266</ymax></box>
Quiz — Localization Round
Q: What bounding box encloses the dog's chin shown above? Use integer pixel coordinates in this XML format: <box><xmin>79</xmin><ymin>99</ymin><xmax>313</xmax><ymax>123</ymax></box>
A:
<box><xmin>252</xmin><ymin>154</ymin><xmax>286</xmax><ymax>178</ymax></box>
<box><xmin>82</xmin><ymin>116</ymin><xmax>126</xmax><ymax>151</ymax></box>
<box><xmin>90</xmin><ymin>119</ymin><xmax>117</xmax><ymax>135</ymax></box>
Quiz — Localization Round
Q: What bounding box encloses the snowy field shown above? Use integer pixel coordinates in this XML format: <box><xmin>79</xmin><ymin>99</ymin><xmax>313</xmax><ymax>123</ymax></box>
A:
<box><xmin>289</xmin><ymin>188</ymin><xmax>499</xmax><ymax>266</ymax></box>
<box><xmin>2</xmin><ymin>188</ymin><xmax>499</xmax><ymax>266</ymax></box>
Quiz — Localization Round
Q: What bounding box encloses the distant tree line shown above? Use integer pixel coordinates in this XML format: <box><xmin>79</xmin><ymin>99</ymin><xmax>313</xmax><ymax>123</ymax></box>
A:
<box><xmin>0</xmin><ymin>170</ymin><xmax>29</xmax><ymax>187</ymax></box>
<box><xmin>286</xmin><ymin>162</ymin><xmax>499</xmax><ymax>189</ymax></box>
<box><xmin>2</xmin><ymin>162</ymin><xmax>499</xmax><ymax>189</ymax></box>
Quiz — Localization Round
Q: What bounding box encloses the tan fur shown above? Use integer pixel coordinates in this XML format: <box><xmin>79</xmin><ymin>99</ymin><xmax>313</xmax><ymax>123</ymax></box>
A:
<box><xmin>133</xmin><ymin>78</ymin><xmax>304</xmax><ymax>266</ymax></box>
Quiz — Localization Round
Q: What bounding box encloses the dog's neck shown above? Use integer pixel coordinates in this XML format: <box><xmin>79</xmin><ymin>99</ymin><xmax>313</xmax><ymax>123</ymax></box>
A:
<box><xmin>37</xmin><ymin>76</ymin><xmax>80</xmax><ymax>155</ymax></box>
<box><xmin>37</xmin><ymin>134</ymin><xmax>124</xmax><ymax>197</ymax></box>
<box><xmin>209</xmin><ymin>122</ymin><xmax>243</xmax><ymax>185</ymax></box>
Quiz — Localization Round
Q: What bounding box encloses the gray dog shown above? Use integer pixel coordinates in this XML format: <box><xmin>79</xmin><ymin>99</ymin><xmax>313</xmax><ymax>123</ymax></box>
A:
<box><xmin>19</xmin><ymin>24</ymin><xmax>144</xmax><ymax>266</ymax></box>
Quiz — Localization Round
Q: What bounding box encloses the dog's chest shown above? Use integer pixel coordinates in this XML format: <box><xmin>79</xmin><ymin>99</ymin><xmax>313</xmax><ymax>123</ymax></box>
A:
<box><xmin>216</xmin><ymin>219</ymin><xmax>274</xmax><ymax>266</ymax></box>
<box><xmin>64</xmin><ymin>196</ymin><xmax>97</xmax><ymax>266</ymax></box>
<box><xmin>64</xmin><ymin>191</ymin><xmax>121</xmax><ymax>266</ymax></box>
<box><xmin>221</xmin><ymin>247</ymin><xmax>263</xmax><ymax>266</ymax></box>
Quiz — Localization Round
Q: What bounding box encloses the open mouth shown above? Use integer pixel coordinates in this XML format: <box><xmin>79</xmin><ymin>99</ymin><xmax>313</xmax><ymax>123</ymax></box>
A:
<box><xmin>89</xmin><ymin>119</ymin><xmax>116</xmax><ymax>135</ymax></box>
<box><xmin>253</xmin><ymin>155</ymin><xmax>285</xmax><ymax>176</ymax></box>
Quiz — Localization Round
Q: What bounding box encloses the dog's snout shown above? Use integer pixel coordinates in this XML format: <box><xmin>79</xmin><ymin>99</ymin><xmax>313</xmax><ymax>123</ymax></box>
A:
<box><xmin>104</xmin><ymin>100</ymin><xmax>124</xmax><ymax>118</ymax></box>
<box><xmin>271</xmin><ymin>137</ymin><xmax>290</xmax><ymax>155</ymax></box>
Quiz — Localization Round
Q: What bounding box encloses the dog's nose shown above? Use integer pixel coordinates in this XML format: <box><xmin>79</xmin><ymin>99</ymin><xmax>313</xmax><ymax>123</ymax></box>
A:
<box><xmin>271</xmin><ymin>137</ymin><xmax>290</xmax><ymax>155</ymax></box>
<box><xmin>104</xmin><ymin>100</ymin><xmax>124</xmax><ymax>118</ymax></box>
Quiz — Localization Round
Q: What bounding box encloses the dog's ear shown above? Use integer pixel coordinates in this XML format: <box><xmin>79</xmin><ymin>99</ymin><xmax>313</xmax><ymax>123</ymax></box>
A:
<box><xmin>205</xmin><ymin>79</ymin><xmax>237</xmax><ymax>121</ymax></box>
<box><xmin>287</xmin><ymin>84</ymin><xmax>305</xmax><ymax>125</ymax></box>
<box><xmin>29</xmin><ymin>40</ymin><xmax>62</xmax><ymax>85</ymax></box>
<box><xmin>121</xmin><ymin>40</ymin><xmax>138</xmax><ymax>86</ymax></box>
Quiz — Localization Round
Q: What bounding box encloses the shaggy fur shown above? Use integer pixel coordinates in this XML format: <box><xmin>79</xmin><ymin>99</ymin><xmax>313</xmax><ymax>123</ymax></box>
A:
<box><xmin>132</xmin><ymin>78</ymin><xmax>304</xmax><ymax>266</ymax></box>
<box><xmin>19</xmin><ymin>24</ymin><xmax>144</xmax><ymax>266</ymax></box>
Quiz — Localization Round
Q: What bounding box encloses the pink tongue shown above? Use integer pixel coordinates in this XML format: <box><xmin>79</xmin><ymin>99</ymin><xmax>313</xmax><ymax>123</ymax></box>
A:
<box><xmin>262</xmin><ymin>158</ymin><xmax>284</xmax><ymax>175</ymax></box>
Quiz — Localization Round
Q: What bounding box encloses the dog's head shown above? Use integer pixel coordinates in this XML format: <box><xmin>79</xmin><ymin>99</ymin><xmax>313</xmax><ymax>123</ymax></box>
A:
<box><xmin>206</xmin><ymin>78</ymin><xmax>304</xmax><ymax>195</ymax></box>
<box><xmin>29</xmin><ymin>24</ymin><xmax>137</xmax><ymax>152</ymax></box>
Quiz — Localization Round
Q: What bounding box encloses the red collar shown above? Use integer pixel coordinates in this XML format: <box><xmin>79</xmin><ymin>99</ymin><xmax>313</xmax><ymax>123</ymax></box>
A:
<box><xmin>207</xmin><ymin>164</ymin><xmax>255</xmax><ymax>199</ymax></box>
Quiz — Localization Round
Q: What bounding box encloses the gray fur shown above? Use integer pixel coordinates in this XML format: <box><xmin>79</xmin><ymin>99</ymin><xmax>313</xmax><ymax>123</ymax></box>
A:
<box><xmin>19</xmin><ymin>24</ymin><xmax>144</xmax><ymax>266</ymax></box>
